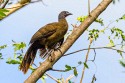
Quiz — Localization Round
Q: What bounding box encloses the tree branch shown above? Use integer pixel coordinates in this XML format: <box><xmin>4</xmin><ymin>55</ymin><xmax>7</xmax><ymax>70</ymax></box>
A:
<box><xmin>88</xmin><ymin>0</ymin><xmax>90</xmax><ymax>15</ymax></box>
<box><xmin>64</xmin><ymin>45</ymin><xmax>125</xmax><ymax>56</ymax></box>
<box><xmin>80</xmin><ymin>38</ymin><xmax>93</xmax><ymax>83</ymax></box>
<box><xmin>45</xmin><ymin>73</ymin><xmax>59</xmax><ymax>83</ymax></box>
<box><xmin>65</xmin><ymin>75</ymin><xmax>74</xmax><ymax>83</ymax></box>
<box><xmin>24</xmin><ymin>0</ymin><xmax>112</xmax><ymax>83</ymax></box>
<box><xmin>0</xmin><ymin>0</ymin><xmax>41</xmax><ymax>20</ymax></box>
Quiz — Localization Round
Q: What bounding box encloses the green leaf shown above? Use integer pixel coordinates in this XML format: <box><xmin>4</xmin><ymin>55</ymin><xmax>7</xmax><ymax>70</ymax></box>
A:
<box><xmin>6</xmin><ymin>59</ymin><xmax>20</xmax><ymax>64</ymax></box>
<box><xmin>40</xmin><ymin>74</ymin><xmax>47</xmax><ymax>83</ymax></box>
<box><xmin>0</xmin><ymin>45</ymin><xmax>7</xmax><ymax>50</ymax></box>
<box><xmin>73</xmin><ymin>68</ymin><xmax>78</xmax><ymax>77</ymax></box>
<box><xmin>13</xmin><ymin>42</ymin><xmax>26</xmax><ymax>51</ymax></box>
<box><xmin>78</xmin><ymin>61</ymin><xmax>82</xmax><ymax>65</ymax></box>
<box><xmin>119</xmin><ymin>59</ymin><xmax>125</xmax><ymax>67</ymax></box>
<box><xmin>68</xmin><ymin>80</ymin><xmax>73</xmax><ymax>83</ymax></box>
<box><xmin>0</xmin><ymin>9</ymin><xmax>9</xmax><ymax>12</ymax></box>
<box><xmin>112</xmin><ymin>0</ymin><xmax>120</xmax><ymax>4</ymax></box>
<box><xmin>117</xmin><ymin>50</ymin><xmax>122</xmax><ymax>56</ymax></box>
<box><xmin>0</xmin><ymin>53</ymin><xmax>3</xmax><ymax>59</ymax></box>
<box><xmin>88</xmin><ymin>29</ymin><xmax>99</xmax><ymax>40</ymax></box>
<box><xmin>107</xmin><ymin>39</ymin><xmax>114</xmax><ymax>47</ymax></box>
<box><xmin>17</xmin><ymin>55</ymin><xmax>23</xmax><ymax>60</ymax></box>
<box><xmin>0</xmin><ymin>11</ymin><xmax>6</xmax><ymax>16</ymax></box>
<box><xmin>77</xmin><ymin>16</ymin><xmax>88</xmax><ymax>22</ymax></box>
<box><xmin>95</xmin><ymin>18</ymin><xmax>104</xmax><ymax>26</ymax></box>
<box><xmin>65</xmin><ymin>65</ymin><xmax>72</xmax><ymax>71</ymax></box>
<box><xmin>84</xmin><ymin>62</ymin><xmax>89</xmax><ymax>69</ymax></box>
<box><xmin>119</xmin><ymin>14</ymin><xmax>125</xmax><ymax>20</ymax></box>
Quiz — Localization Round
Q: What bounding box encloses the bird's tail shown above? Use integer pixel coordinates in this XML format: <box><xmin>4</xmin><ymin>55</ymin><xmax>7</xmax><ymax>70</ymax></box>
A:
<box><xmin>20</xmin><ymin>43</ymin><xmax>38</xmax><ymax>74</ymax></box>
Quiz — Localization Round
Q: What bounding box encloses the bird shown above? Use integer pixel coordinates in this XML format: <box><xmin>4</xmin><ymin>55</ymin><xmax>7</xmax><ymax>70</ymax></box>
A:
<box><xmin>20</xmin><ymin>11</ymin><xmax>72</xmax><ymax>74</ymax></box>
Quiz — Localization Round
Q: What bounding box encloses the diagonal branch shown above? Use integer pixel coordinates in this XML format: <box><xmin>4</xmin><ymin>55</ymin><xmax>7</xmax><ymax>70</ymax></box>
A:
<box><xmin>45</xmin><ymin>73</ymin><xmax>59</xmax><ymax>83</ymax></box>
<box><xmin>24</xmin><ymin>0</ymin><xmax>112</xmax><ymax>83</ymax></box>
<box><xmin>80</xmin><ymin>38</ymin><xmax>93</xmax><ymax>83</ymax></box>
<box><xmin>0</xmin><ymin>0</ymin><xmax>41</xmax><ymax>20</ymax></box>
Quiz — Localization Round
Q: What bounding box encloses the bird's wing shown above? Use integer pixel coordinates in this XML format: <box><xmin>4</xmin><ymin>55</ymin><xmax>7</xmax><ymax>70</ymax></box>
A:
<box><xmin>30</xmin><ymin>22</ymin><xmax>59</xmax><ymax>44</ymax></box>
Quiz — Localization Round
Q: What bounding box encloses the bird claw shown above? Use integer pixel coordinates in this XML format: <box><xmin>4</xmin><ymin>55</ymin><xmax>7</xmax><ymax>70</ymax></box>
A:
<box><xmin>48</xmin><ymin>50</ymin><xmax>55</xmax><ymax>62</ymax></box>
<box><xmin>54</xmin><ymin>47</ymin><xmax>63</xmax><ymax>55</ymax></box>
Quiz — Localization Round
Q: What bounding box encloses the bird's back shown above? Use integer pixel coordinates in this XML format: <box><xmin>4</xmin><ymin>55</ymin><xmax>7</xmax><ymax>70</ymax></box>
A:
<box><xmin>30</xmin><ymin>19</ymin><xmax>68</xmax><ymax>46</ymax></box>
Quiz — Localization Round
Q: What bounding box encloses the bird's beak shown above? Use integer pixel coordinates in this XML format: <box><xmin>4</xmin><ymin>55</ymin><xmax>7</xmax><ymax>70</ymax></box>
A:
<box><xmin>67</xmin><ymin>13</ymin><xmax>72</xmax><ymax>16</ymax></box>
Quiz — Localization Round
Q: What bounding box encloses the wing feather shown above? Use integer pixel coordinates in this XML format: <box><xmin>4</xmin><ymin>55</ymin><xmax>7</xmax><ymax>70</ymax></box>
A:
<box><xmin>29</xmin><ymin>23</ymin><xmax>59</xmax><ymax>44</ymax></box>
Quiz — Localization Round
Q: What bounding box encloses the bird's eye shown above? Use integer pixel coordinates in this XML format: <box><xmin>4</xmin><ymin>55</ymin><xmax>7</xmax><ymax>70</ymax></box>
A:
<box><xmin>66</xmin><ymin>11</ymin><xmax>69</xmax><ymax>14</ymax></box>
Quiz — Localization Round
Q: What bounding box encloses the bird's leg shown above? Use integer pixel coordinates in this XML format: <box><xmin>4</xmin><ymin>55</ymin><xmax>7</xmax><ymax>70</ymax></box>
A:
<box><xmin>44</xmin><ymin>44</ymin><xmax>55</xmax><ymax>62</ymax></box>
<box><xmin>54</xmin><ymin>43</ymin><xmax>63</xmax><ymax>55</ymax></box>
<box><xmin>45</xmin><ymin>45</ymin><xmax>49</xmax><ymax>53</ymax></box>
<box><xmin>48</xmin><ymin>49</ymin><xmax>55</xmax><ymax>62</ymax></box>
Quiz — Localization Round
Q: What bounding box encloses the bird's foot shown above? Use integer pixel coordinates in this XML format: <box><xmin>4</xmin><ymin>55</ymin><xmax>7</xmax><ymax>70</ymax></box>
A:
<box><xmin>48</xmin><ymin>50</ymin><xmax>55</xmax><ymax>62</ymax></box>
<box><xmin>54</xmin><ymin>47</ymin><xmax>63</xmax><ymax>55</ymax></box>
<box><xmin>46</xmin><ymin>47</ymin><xmax>49</xmax><ymax>53</ymax></box>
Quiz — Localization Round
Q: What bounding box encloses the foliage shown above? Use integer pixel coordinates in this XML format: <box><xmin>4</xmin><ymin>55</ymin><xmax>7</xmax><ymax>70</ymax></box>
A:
<box><xmin>5</xmin><ymin>42</ymin><xmax>26</xmax><ymax>65</ymax></box>
<box><xmin>84</xmin><ymin>62</ymin><xmax>89</xmax><ymax>69</ymax></box>
<box><xmin>65</xmin><ymin>64</ymin><xmax>78</xmax><ymax>77</ymax></box>
<box><xmin>0</xmin><ymin>44</ymin><xmax>7</xmax><ymax>50</ymax></box>
<box><xmin>4</xmin><ymin>41</ymin><xmax>47</xmax><ymax>82</ymax></box>
<box><xmin>65</xmin><ymin>61</ymin><xmax>89</xmax><ymax>77</ymax></box>
<box><xmin>111</xmin><ymin>27</ymin><xmax>125</xmax><ymax>41</ymax></box>
<box><xmin>77</xmin><ymin>16</ymin><xmax>104</xmax><ymax>26</ymax></box>
<box><xmin>13</xmin><ymin>42</ymin><xmax>26</xmax><ymax>52</ymax></box>
<box><xmin>0</xmin><ymin>44</ymin><xmax>7</xmax><ymax>60</ymax></box>
<box><xmin>88</xmin><ymin>29</ymin><xmax>99</xmax><ymax>40</ymax></box>
<box><xmin>117</xmin><ymin>14</ymin><xmax>125</xmax><ymax>22</ymax></box>
<box><xmin>112</xmin><ymin>0</ymin><xmax>120</xmax><ymax>4</ymax></box>
<box><xmin>77</xmin><ymin>16</ymin><xmax>87</xmax><ymax>22</ymax></box>
<box><xmin>0</xmin><ymin>53</ymin><xmax>3</xmax><ymax>59</ymax></box>
<box><xmin>6</xmin><ymin>58</ymin><xmax>21</xmax><ymax>64</ymax></box>
<box><xmin>119</xmin><ymin>59</ymin><xmax>125</xmax><ymax>67</ymax></box>
<box><xmin>0</xmin><ymin>8</ymin><xmax>9</xmax><ymax>19</ymax></box>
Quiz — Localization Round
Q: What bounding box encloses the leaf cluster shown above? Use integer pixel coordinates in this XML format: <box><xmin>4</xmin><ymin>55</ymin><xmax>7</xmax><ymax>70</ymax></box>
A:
<box><xmin>0</xmin><ymin>8</ymin><xmax>9</xmax><ymax>19</ymax></box>
<box><xmin>0</xmin><ymin>44</ymin><xmax>7</xmax><ymax>59</ymax></box>
<box><xmin>77</xmin><ymin>16</ymin><xmax>104</xmax><ymax>26</ymax></box>
<box><xmin>88</xmin><ymin>29</ymin><xmax>99</xmax><ymax>40</ymax></box>
<box><xmin>6</xmin><ymin>42</ymin><xmax>26</xmax><ymax>65</ymax></box>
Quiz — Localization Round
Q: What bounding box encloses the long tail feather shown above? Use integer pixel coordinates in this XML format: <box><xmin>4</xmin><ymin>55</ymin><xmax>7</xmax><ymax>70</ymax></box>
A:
<box><xmin>20</xmin><ymin>43</ymin><xmax>38</xmax><ymax>74</ymax></box>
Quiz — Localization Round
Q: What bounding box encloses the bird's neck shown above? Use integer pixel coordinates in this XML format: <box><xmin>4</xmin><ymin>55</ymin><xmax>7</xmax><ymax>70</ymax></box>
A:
<box><xmin>58</xmin><ymin>18</ymin><xmax>67</xmax><ymax>24</ymax></box>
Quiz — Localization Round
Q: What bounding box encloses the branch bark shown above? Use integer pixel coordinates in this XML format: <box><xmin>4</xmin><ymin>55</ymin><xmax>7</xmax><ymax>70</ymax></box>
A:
<box><xmin>25</xmin><ymin>0</ymin><xmax>112</xmax><ymax>83</ymax></box>
<box><xmin>0</xmin><ymin>0</ymin><xmax>31</xmax><ymax>20</ymax></box>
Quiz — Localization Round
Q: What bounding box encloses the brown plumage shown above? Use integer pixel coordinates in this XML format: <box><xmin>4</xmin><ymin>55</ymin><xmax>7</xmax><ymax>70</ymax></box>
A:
<box><xmin>20</xmin><ymin>11</ymin><xmax>72</xmax><ymax>74</ymax></box>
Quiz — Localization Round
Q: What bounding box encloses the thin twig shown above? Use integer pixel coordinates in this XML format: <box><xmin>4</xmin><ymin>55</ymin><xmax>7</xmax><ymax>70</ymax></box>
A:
<box><xmin>88</xmin><ymin>0</ymin><xmax>90</xmax><ymax>15</ymax></box>
<box><xmin>88</xmin><ymin>49</ymin><xmax>97</xmax><ymax>62</ymax></box>
<box><xmin>91</xmin><ymin>74</ymin><xmax>96</xmax><ymax>83</ymax></box>
<box><xmin>45</xmin><ymin>73</ymin><xmax>60</xmax><ymax>83</ymax></box>
<box><xmin>80</xmin><ymin>38</ymin><xmax>93</xmax><ymax>83</ymax></box>
<box><xmin>66</xmin><ymin>75</ymin><xmax>74</xmax><ymax>83</ymax></box>
<box><xmin>93</xmin><ymin>49</ymin><xmax>96</xmax><ymax>61</ymax></box>
<box><xmin>64</xmin><ymin>45</ymin><xmax>125</xmax><ymax>56</ymax></box>
<box><xmin>51</xmin><ymin>68</ymin><xmax>66</xmax><ymax>72</ymax></box>
<box><xmin>6</xmin><ymin>0</ymin><xmax>41</xmax><ymax>9</ymax></box>
<box><xmin>1</xmin><ymin>0</ymin><xmax>9</xmax><ymax>8</ymax></box>
<box><xmin>32</xmin><ymin>63</ymin><xmax>60</xmax><ymax>83</ymax></box>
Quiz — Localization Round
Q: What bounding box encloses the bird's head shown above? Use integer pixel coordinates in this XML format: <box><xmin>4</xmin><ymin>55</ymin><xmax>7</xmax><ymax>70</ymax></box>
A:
<box><xmin>58</xmin><ymin>11</ymin><xmax>72</xmax><ymax>20</ymax></box>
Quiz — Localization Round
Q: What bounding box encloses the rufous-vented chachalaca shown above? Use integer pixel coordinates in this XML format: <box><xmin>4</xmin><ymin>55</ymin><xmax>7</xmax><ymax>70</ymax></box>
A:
<box><xmin>20</xmin><ymin>11</ymin><xmax>72</xmax><ymax>74</ymax></box>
